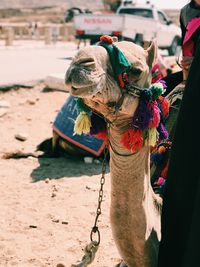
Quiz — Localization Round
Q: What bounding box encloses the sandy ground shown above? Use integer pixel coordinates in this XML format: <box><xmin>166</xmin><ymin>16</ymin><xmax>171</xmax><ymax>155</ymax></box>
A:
<box><xmin>0</xmin><ymin>84</ymin><xmax>120</xmax><ymax>267</ymax></box>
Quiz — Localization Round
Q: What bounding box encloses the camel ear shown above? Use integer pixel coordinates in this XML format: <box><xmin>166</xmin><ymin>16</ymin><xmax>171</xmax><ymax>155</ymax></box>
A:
<box><xmin>145</xmin><ymin>39</ymin><xmax>157</xmax><ymax>69</ymax></box>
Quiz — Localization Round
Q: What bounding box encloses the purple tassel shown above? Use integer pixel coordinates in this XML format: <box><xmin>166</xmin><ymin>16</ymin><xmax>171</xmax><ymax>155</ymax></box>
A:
<box><xmin>158</xmin><ymin>79</ymin><xmax>167</xmax><ymax>89</ymax></box>
<box><xmin>132</xmin><ymin>100</ymin><xmax>152</xmax><ymax>131</ymax></box>
<box><xmin>157</xmin><ymin>123</ymin><xmax>169</xmax><ymax>141</ymax></box>
<box><xmin>90</xmin><ymin>112</ymin><xmax>106</xmax><ymax>135</ymax></box>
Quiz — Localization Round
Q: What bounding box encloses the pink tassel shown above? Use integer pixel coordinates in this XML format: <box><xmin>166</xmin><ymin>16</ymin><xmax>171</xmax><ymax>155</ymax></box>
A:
<box><xmin>120</xmin><ymin>129</ymin><xmax>144</xmax><ymax>152</ymax></box>
<box><xmin>148</xmin><ymin>101</ymin><xmax>160</xmax><ymax>128</ymax></box>
<box><xmin>156</xmin><ymin>177</ymin><xmax>165</xmax><ymax>186</ymax></box>
<box><xmin>157</xmin><ymin>96</ymin><xmax>169</xmax><ymax>118</ymax></box>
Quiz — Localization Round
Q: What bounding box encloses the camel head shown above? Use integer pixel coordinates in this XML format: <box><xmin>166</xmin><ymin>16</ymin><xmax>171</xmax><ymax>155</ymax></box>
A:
<box><xmin>65</xmin><ymin>40</ymin><xmax>157</xmax><ymax>126</ymax></box>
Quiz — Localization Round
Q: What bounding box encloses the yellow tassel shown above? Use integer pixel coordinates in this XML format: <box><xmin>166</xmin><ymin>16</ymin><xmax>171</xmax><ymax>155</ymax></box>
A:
<box><xmin>145</xmin><ymin>128</ymin><xmax>158</xmax><ymax>147</ymax></box>
<box><xmin>74</xmin><ymin>112</ymin><xmax>91</xmax><ymax>135</ymax></box>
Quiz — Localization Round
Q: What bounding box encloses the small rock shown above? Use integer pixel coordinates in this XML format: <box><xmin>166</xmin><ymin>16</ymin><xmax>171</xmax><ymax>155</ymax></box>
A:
<box><xmin>86</xmin><ymin>185</ymin><xmax>91</xmax><ymax>190</ymax></box>
<box><xmin>15</xmin><ymin>133</ymin><xmax>28</xmax><ymax>142</ymax></box>
<box><xmin>52</xmin><ymin>216</ymin><xmax>60</xmax><ymax>223</ymax></box>
<box><xmin>61</xmin><ymin>221</ymin><xmax>68</xmax><ymax>225</ymax></box>
<box><xmin>27</xmin><ymin>99</ymin><xmax>36</xmax><ymax>105</ymax></box>
<box><xmin>84</xmin><ymin>157</ymin><xmax>93</xmax><ymax>164</ymax></box>
<box><xmin>29</xmin><ymin>225</ymin><xmax>37</xmax><ymax>228</ymax></box>
<box><xmin>51</xmin><ymin>192</ymin><xmax>56</xmax><ymax>198</ymax></box>
<box><xmin>45</xmin><ymin>178</ymin><xmax>50</xmax><ymax>184</ymax></box>
<box><xmin>52</xmin><ymin>184</ymin><xmax>59</xmax><ymax>192</ymax></box>
<box><xmin>0</xmin><ymin>100</ymin><xmax>10</xmax><ymax>108</ymax></box>
<box><xmin>56</xmin><ymin>264</ymin><xmax>66</xmax><ymax>267</ymax></box>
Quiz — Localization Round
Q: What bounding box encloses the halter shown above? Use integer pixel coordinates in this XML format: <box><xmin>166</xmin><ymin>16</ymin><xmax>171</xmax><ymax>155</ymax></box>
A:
<box><xmin>73</xmin><ymin>36</ymin><xmax>169</xmax><ymax>154</ymax></box>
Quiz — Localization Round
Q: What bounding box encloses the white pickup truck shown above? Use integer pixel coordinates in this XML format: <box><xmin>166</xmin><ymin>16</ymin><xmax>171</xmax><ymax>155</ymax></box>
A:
<box><xmin>74</xmin><ymin>3</ymin><xmax>181</xmax><ymax>55</ymax></box>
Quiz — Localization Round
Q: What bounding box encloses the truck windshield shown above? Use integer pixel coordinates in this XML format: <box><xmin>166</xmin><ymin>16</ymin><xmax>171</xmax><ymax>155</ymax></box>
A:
<box><xmin>118</xmin><ymin>8</ymin><xmax>153</xmax><ymax>18</ymax></box>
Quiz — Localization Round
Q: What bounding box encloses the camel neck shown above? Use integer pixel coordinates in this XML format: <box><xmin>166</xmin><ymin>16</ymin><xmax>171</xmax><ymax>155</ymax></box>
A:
<box><xmin>109</xmin><ymin>145</ymin><xmax>161</xmax><ymax>267</ymax></box>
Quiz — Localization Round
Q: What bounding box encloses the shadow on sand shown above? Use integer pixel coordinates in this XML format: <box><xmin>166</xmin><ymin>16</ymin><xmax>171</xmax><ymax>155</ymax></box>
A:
<box><xmin>31</xmin><ymin>155</ymin><xmax>109</xmax><ymax>182</ymax></box>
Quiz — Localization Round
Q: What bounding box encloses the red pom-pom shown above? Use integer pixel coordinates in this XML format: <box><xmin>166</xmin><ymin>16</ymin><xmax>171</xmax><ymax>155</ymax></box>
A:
<box><xmin>100</xmin><ymin>35</ymin><xmax>113</xmax><ymax>44</ymax></box>
<box><xmin>95</xmin><ymin>130</ymin><xmax>107</xmax><ymax>140</ymax></box>
<box><xmin>148</xmin><ymin>101</ymin><xmax>160</xmax><ymax>128</ymax></box>
<box><xmin>157</xmin><ymin>96</ymin><xmax>169</xmax><ymax>118</ymax></box>
<box><xmin>120</xmin><ymin>129</ymin><xmax>144</xmax><ymax>152</ymax></box>
<box><xmin>158</xmin><ymin>145</ymin><xmax>166</xmax><ymax>154</ymax></box>
<box><xmin>118</xmin><ymin>74</ymin><xmax>125</xmax><ymax>88</ymax></box>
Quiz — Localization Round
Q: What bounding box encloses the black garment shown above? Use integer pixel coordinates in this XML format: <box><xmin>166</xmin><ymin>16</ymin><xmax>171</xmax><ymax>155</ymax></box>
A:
<box><xmin>162</xmin><ymin>71</ymin><xmax>183</xmax><ymax>96</ymax></box>
<box><xmin>157</xmin><ymin>38</ymin><xmax>200</xmax><ymax>267</ymax></box>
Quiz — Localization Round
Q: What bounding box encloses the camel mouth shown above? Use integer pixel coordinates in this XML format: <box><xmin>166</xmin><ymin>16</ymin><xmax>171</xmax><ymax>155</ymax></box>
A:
<box><xmin>70</xmin><ymin>84</ymin><xmax>96</xmax><ymax>97</ymax></box>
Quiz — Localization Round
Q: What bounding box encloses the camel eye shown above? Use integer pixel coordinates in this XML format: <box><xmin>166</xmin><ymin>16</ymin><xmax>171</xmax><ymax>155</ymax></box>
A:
<box><xmin>130</xmin><ymin>68</ymin><xmax>142</xmax><ymax>77</ymax></box>
<box><xmin>76</xmin><ymin>57</ymin><xmax>95</xmax><ymax>68</ymax></box>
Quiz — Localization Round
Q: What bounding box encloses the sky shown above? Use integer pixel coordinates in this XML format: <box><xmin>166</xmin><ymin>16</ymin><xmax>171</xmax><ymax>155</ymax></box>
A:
<box><xmin>143</xmin><ymin>0</ymin><xmax>189</xmax><ymax>9</ymax></box>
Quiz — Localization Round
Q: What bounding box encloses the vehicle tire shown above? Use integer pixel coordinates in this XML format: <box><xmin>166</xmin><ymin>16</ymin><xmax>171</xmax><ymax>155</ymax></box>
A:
<box><xmin>90</xmin><ymin>38</ymin><xmax>98</xmax><ymax>45</ymax></box>
<box><xmin>168</xmin><ymin>37</ymin><xmax>180</xmax><ymax>56</ymax></box>
<box><xmin>134</xmin><ymin>33</ymin><xmax>144</xmax><ymax>47</ymax></box>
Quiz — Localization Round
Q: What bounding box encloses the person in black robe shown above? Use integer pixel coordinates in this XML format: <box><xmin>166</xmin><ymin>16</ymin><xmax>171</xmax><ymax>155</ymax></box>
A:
<box><xmin>156</xmin><ymin>20</ymin><xmax>200</xmax><ymax>267</ymax></box>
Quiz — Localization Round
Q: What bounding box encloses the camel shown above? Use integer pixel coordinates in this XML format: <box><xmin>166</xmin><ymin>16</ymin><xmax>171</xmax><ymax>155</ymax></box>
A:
<box><xmin>65</xmin><ymin>39</ymin><xmax>163</xmax><ymax>267</ymax></box>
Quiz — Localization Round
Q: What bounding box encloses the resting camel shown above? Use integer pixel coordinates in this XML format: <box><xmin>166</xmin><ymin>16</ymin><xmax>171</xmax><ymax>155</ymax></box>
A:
<box><xmin>65</xmin><ymin>39</ymin><xmax>162</xmax><ymax>267</ymax></box>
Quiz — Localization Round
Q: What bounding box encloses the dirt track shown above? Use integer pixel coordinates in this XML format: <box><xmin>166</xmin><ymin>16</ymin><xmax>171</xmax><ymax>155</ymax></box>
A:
<box><xmin>0</xmin><ymin>84</ymin><xmax>119</xmax><ymax>267</ymax></box>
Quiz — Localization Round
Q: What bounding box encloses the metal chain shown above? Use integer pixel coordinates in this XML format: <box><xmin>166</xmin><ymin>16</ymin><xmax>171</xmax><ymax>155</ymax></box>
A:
<box><xmin>90</xmin><ymin>135</ymin><xmax>109</xmax><ymax>246</ymax></box>
<box><xmin>70</xmin><ymin>131</ymin><xmax>109</xmax><ymax>267</ymax></box>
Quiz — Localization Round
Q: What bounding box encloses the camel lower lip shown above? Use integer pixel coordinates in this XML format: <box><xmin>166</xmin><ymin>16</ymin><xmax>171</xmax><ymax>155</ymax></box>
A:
<box><xmin>71</xmin><ymin>85</ymin><xmax>93</xmax><ymax>93</ymax></box>
<box><xmin>71</xmin><ymin>86</ymin><xmax>89</xmax><ymax>96</ymax></box>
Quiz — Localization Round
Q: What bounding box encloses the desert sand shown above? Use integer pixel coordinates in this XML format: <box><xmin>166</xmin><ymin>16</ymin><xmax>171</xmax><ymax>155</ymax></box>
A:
<box><xmin>0</xmin><ymin>84</ymin><xmax>120</xmax><ymax>267</ymax></box>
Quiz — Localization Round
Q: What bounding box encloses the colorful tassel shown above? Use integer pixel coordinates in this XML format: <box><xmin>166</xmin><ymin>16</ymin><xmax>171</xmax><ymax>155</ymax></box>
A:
<box><xmin>158</xmin><ymin>79</ymin><xmax>167</xmax><ymax>89</ymax></box>
<box><xmin>120</xmin><ymin>129</ymin><xmax>144</xmax><ymax>152</ymax></box>
<box><xmin>95</xmin><ymin>129</ymin><xmax>107</xmax><ymax>140</ymax></box>
<box><xmin>157</xmin><ymin>96</ymin><xmax>169</xmax><ymax>118</ymax></box>
<box><xmin>132</xmin><ymin>100</ymin><xmax>152</xmax><ymax>131</ymax></box>
<box><xmin>131</xmin><ymin>100</ymin><xmax>151</xmax><ymax>131</ymax></box>
<box><xmin>118</xmin><ymin>74</ymin><xmax>125</xmax><ymax>88</ymax></box>
<box><xmin>148</xmin><ymin>101</ymin><xmax>160</xmax><ymax>128</ymax></box>
<box><xmin>100</xmin><ymin>35</ymin><xmax>113</xmax><ymax>44</ymax></box>
<box><xmin>150</xmin><ymin>82</ymin><xmax>165</xmax><ymax>100</ymax></box>
<box><xmin>156</xmin><ymin>177</ymin><xmax>165</xmax><ymax>186</ymax></box>
<box><xmin>74</xmin><ymin>112</ymin><xmax>91</xmax><ymax>135</ymax></box>
<box><xmin>145</xmin><ymin>128</ymin><xmax>158</xmax><ymax>147</ymax></box>
<box><xmin>158</xmin><ymin>145</ymin><xmax>166</xmax><ymax>154</ymax></box>
<box><xmin>157</xmin><ymin>123</ymin><xmax>169</xmax><ymax>141</ymax></box>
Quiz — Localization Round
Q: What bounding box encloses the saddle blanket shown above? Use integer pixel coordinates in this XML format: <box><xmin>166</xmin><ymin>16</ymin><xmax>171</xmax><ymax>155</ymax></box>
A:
<box><xmin>53</xmin><ymin>96</ymin><xmax>106</xmax><ymax>156</ymax></box>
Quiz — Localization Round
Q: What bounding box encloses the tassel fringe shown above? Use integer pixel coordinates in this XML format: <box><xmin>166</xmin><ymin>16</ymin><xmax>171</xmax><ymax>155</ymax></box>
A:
<box><xmin>145</xmin><ymin>128</ymin><xmax>158</xmax><ymax>147</ymax></box>
<box><xmin>74</xmin><ymin>112</ymin><xmax>91</xmax><ymax>135</ymax></box>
